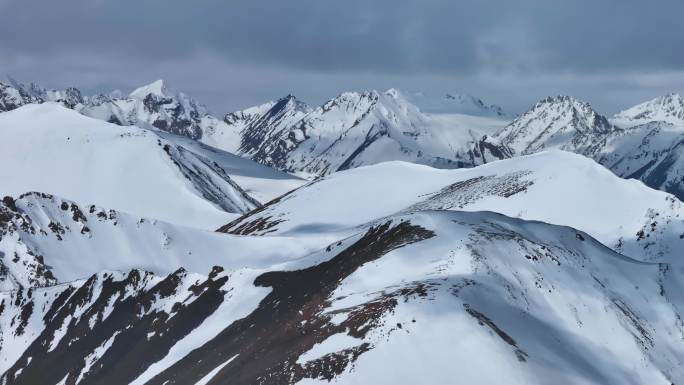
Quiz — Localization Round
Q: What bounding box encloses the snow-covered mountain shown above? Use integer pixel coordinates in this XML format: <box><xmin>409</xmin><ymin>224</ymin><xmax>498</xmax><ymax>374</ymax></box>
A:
<box><xmin>0</xmin><ymin>192</ymin><xmax>323</xmax><ymax>291</ymax></box>
<box><xmin>402</xmin><ymin>90</ymin><xmax>509</xmax><ymax>117</ymax></box>
<box><xmin>3</xmin><ymin>208</ymin><xmax>684</xmax><ymax>384</ymax></box>
<box><xmin>77</xmin><ymin>80</ymin><xmax>226</xmax><ymax>140</ymax></box>
<box><xmin>222</xmin><ymin>151</ymin><xmax>684</xmax><ymax>263</ymax></box>
<box><xmin>6</xmin><ymin>77</ymin><xmax>684</xmax><ymax>384</ymax></box>
<box><xmin>0</xmin><ymin>79</ymin><xmax>231</xmax><ymax>141</ymax></box>
<box><xmin>470</xmin><ymin>96</ymin><xmax>619</xmax><ymax>165</ymax></box>
<box><xmin>227</xmin><ymin>95</ymin><xmax>313</xmax><ymax>160</ymax></box>
<box><xmin>469</xmin><ymin>94</ymin><xmax>684</xmax><ymax>200</ymax></box>
<box><xmin>1</xmin><ymin>79</ymin><xmax>512</xmax><ymax>178</ymax></box>
<box><xmin>589</xmin><ymin>121</ymin><xmax>684</xmax><ymax>200</ymax></box>
<box><xmin>0</xmin><ymin>81</ymin><xmax>43</xmax><ymax>112</ymax></box>
<box><xmin>613</xmin><ymin>93</ymin><xmax>684</xmax><ymax>127</ymax></box>
<box><xmin>0</xmin><ymin>103</ymin><xmax>304</xmax><ymax>229</ymax></box>
<box><xmin>221</xmin><ymin>89</ymin><xmax>506</xmax><ymax>177</ymax></box>
<box><xmin>2</xmin><ymin>145</ymin><xmax>684</xmax><ymax>383</ymax></box>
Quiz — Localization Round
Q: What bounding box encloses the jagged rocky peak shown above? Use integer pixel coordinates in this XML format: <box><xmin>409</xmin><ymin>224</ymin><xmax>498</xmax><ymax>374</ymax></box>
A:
<box><xmin>476</xmin><ymin>95</ymin><xmax>617</xmax><ymax>159</ymax></box>
<box><xmin>614</xmin><ymin>92</ymin><xmax>684</xmax><ymax>127</ymax></box>
<box><xmin>530</xmin><ymin>95</ymin><xmax>608</xmax><ymax>125</ymax></box>
<box><xmin>317</xmin><ymin>88</ymin><xmax>423</xmax><ymax>121</ymax></box>
<box><xmin>0</xmin><ymin>81</ymin><xmax>37</xmax><ymax>112</ymax></box>
<box><xmin>257</xmin><ymin>94</ymin><xmax>312</xmax><ymax>123</ymax></box>
<box><xmin>224</xmin><ymin>100</ymin><xmax>276</xmax><ymax>126</ymax></box>
<box><xmin>320</xmin><ymin>89</ymin><xmax>380</xmax><ymax>113</ymax></box>
<box><xmin>278</xmin><ymin>93</ymin><xmax>309</xmax><ymax>111</ymax></box>
<box><xmin>516</xmin><ymin>94</ymin><xmax>614</xmax><ymax>134</ymax></box>
<box><xmin>45</xmin><ymin>87</ymin><xmax>84</xmax><ymax>109</ymax></box>
<box><xmin>129</xmin><ymin>78</ymin><xmax>168</xmax><ymax>99</ymax></box>
<box><xmin>127</xmin><ymin>78</ymin><xmax>206</xmax><ymax>113</ymax></box>
<box><xmin>223</xmin><ymin>95</ymin><xmax>310</xmax><ymax>129</ymax></box>
<box><xmin>0</xmin><ymin>78</ymin><xmax>82</xmax><ymax>111</ymax></box>
<box><xmin>91</xmin><ymin>79</ymin><xmax>213</xmax><ymax>139</ymax></box>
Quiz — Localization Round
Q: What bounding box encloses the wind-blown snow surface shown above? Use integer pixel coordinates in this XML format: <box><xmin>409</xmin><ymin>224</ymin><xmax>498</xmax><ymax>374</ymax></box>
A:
<box><xmin>222</xmin><ymin>151</ymin><xmax>684</xmax><ymax>263</ymax></box>
<box><xmin>0</xmin><ymin>103</ymin><xmax>303</xmax><ymax>229</ymax></box>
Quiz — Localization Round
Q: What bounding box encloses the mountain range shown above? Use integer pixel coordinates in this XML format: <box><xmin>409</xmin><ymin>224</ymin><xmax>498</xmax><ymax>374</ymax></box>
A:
<box><xmin>2</xmin><ymin>77</ymin><xmax>684</xmax><ymax>384</ymax></box>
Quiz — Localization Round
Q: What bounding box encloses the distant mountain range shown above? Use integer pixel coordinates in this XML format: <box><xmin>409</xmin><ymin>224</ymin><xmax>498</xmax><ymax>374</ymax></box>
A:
<box><xmin>4</xmin><ymin>78</ymin><xmax>683</xmax><ymax>198</ymax></box>
<box><xmin>2</xmin><ymin>77</ymin><xmax>684</xmax><ymax>384</ymax></box>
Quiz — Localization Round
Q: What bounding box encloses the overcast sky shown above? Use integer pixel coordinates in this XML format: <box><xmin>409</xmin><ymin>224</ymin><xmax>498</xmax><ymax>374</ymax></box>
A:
<box><xmin>1</xmin><ymin>0</ymin><xmax>683</xmax><ymax>115</ymax></box>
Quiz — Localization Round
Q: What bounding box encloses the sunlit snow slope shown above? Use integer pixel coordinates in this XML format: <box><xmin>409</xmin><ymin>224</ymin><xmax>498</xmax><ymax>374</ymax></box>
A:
<box><xmin>223</xmin><ymin>151</ymin><xmax>684</xmax><ymax>263</ymax></box>
<box><xmin>0</xmin><ymin>103</ymin><xmax>299</xmax><ymax>228</ymax></box>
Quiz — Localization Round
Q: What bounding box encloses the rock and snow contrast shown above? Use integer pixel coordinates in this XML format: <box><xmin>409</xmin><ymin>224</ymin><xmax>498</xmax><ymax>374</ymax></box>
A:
<box><xmin>471</xmin><ymin>94</ymin><xmax>684</xmax><ymax>201</ymax></box>
<box><xmin>0</xmin><ymin>103</ymin><xmax>303</xmax><ymax>229</ymax></box>
<box><xmin>217</xmin><ymin>89</ymin><xmax>507</xmax><ymax>177</ymax></box>
<box><xmin>3</xmin><ymin>77</ymin><xmax>684</xmax><ymax>384</ymax></box>
<box><xmin>0</xmin><ymin>79</ymin><xmax>508</xmax><ymax>177</ymax></box>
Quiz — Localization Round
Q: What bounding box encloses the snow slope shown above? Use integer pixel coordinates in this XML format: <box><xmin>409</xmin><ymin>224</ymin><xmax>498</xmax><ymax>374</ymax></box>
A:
<box><xmin>0</xmin><ymin>192</ymin><xmax>325</xmax><ymax>290</ymax></box>
<box><xmin>468</xmin><ymin>94</ymin><xmax>684</xmax><ymax>201</ymax></box>
<box><xmin>402</xmin><ymin>90</ymin><xmax>509</xmax><ymax>117</ymax></box>
<box><xmin>222</xmin><ymin>151</ymin><xmax>684</xmax><ymax>263</ymax></box>
<box><xmin>613</xmin><ymin>93</ymin><xmax>684</xmax><ymax>128</ymax></box>
<box><xmin>3</xmin><ymin>210</ymin><xmax>684</xmax><ymax>384</ymax></box>
<box><xmin>2</xmin><ymin>80</ymin><xmax>511</xmax><ymax>178</ymax></box>
<box><xmin>236</xmin><ymin>89</ymin><xmax>507</xmax><ymax>176</ymax></box>
<box><xmin>155</xmin><ymin>132</ymin><xmax>305</xmax><ymax>204</ymax></box>
<box><xmin>0</xmin><ymin>103</ymin><xmax>261</xmax><ymax>229</ymax></box>
<box><xmin>589</xmin><ymin>121</ymin><xmax>684</xmax><ymax>199</ymax></box>
<box><xmin>5</xmin><ymin>81</ymin><xmax>684</xmax><ymax>384</ymax></box>
<box><xmin>213</xmin><ymin>89</ymin><xmax>508</xmax><ymax>177</ymax></box>
<box><xmin>471</xmin><ymin>96</ymin><xmax>618</xmax><ymax>165</ymax></box>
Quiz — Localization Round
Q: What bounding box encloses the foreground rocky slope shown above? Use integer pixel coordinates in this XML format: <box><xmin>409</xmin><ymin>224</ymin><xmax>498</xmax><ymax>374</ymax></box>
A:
<box><xmin>2</xmin><ymin>210</ymin><xmax>684</xmax><ymax>384</ymax></box>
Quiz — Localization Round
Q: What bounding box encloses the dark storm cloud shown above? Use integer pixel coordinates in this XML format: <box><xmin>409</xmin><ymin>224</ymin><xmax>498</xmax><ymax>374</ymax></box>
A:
<box><xmin>1</xmin><ymin>0</ymin><xmax>683</xmax><ymax>113</ymax></box>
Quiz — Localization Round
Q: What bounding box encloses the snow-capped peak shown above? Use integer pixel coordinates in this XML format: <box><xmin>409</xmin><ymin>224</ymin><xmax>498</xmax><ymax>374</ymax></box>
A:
<box><xmin>400</xmin><ymin>89</ymin><xmax>508</xmax><ymax>117</ymax></box>
<box><xmin>613</xmin><ymin>92</ymin><xmax>684</xmax><ymax>127</ymax></box>
<box><xmin>273</xmin><ymin>94</ymin><xmax>310</xmax><ymax>115</ymax></box>
<box><xmin>129</xmin><ymin>79</ymin><xmax>168</xmax><ymax>99</ymax></box>
<box><xmin>489</xmin><ymin>95</ymin><xmax>616</xmax><ymax>156</ymax></box>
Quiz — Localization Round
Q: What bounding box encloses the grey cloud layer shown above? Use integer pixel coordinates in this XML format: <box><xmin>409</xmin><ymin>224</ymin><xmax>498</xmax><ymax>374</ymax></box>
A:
<box><xmin>1</xmin><ymin>0</ymin><xmax>683</xmax><ymax>113</ymax></box>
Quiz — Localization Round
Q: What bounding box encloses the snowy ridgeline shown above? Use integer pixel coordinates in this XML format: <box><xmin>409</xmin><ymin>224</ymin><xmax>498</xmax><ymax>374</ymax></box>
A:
<box><xmin>4</xmin><ymin>78</ymin><xmax>684</xmax><ymax>199</ymax></box>
<box><xmin>0</xmin><ymin>148</ymin><xmax>683</xmax><ymax>383</ymax></box>
<box><xmin>0</xmin><ymin>103</ymin><xmax>304</xmax><ymax>229</ymax></box>
<box><xmin>2</xmin><ymin>79</ymin><xmax>684</xmax><ymax>384</ymax></box>
<box><xmin>3</xmin><ymin>209</ymin><xmax>684</xmax><ymax>384</ymax></box>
